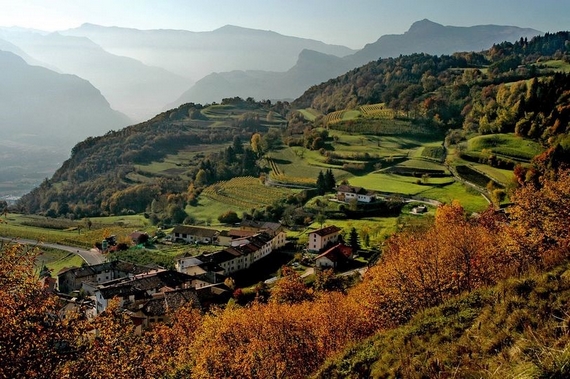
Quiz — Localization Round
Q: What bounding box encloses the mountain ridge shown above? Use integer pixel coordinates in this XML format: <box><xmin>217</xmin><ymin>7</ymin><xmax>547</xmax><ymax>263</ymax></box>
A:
<box><xmin>168</xmin><ymin>20</ymin><xmax>542</xmax><ymax>108</ymax></box>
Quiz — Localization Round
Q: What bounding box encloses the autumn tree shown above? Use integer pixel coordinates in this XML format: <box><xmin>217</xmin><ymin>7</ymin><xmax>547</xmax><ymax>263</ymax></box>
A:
<box><xmin>0</xmin><ymin>243</ymin><xmax>78</xmax><ymax>379</ymax></box>
<box><xmin>270</xmin><ymin>266</ymin><xmax>313</xmax><ymax>304</ymax></box>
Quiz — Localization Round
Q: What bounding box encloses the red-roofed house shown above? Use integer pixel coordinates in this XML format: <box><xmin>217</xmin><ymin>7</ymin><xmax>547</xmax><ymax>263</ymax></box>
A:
<box><xmin>307</xmin><ymin>225</ymin><xmax>342</xmax><ymax>252</ymax></box>
<box><xmin>315</xmin><ymin>244</ymin><xmax>353</xmax><ymax>269</ymax></box>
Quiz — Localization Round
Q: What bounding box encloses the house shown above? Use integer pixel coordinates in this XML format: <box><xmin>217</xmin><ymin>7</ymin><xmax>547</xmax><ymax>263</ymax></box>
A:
<box><xmin>171</xmin><ymin>225</ymin><xmax>219</xmax><ymax>244</ymax></box>
<box><xmin>197</xmin><ymin>232</ymin><xmax>275</xmax><ymax>275</ymax></box>
<box><xmin>336</xmin><ymin>185</ymin><xmax>377</xmax><ymax>203</ymax></box>
<box><xmin>94</xmin><ymin>270</ymin><xmax>196</xmax><ymax>314</ymax></box>
<box><xmin>315</xmin><ymin>243</ymin><xmax>353</xmax><ymax>269</ymax></box>
<box><xmin>127</xmin><ymin>287</ymin><xmax>201</xmax><ymax>332</ymax></box>
<box><xmin>129</xmin><ymin>231</ymin><xmax>149</xmax><ymax>245</ymax></box>
<box><xmin>175</xmin><ymin>255</ymin><xmax>207</xmax><ymax>276</ymax></box>
<box><xmin>217</xmin><ymin>229</ymin><xmax>257</xmax><ymax>246</ymax></box>
<box><xmin>57</xmin><ymin>260</ymin><xmax>159</xmax><ymax>294</ymax></box>
<box><xmin>411</xmin><ymin>205</ymin><xmax>428</xmax><ymax>214</ymax></box>
<box><xmin>239</xmin><ymin>220</ymin><xmax>284</xmax><ymax>237</ymax></box>
<box><xmin>308</xmin><ymin>225</ymin><xmax>342</xmax><ymax>252</ymax></box>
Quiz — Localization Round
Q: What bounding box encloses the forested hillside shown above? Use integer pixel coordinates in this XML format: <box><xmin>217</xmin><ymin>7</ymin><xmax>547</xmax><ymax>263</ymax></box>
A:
<box><xmin>18</xmin><ymin>32</ymin><xmax>570</xmax><ymax>220</ymax></box>
<box><xmin>19</xmin><ymin>98</ymin><xmax>286</xmax><ymax>218</ymax></box>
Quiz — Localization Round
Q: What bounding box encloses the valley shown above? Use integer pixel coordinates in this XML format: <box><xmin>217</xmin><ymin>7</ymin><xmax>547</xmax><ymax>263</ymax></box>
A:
<box><xmin>2</xmin><ymin>9</ymin><xmax>570</xmax><ymax>378</ymax></box>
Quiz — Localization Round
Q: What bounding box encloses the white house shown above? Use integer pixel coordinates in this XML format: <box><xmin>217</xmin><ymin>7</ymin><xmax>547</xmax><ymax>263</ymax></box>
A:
<box><xmin>171</xmin><ymin>225</ymin><xmax>219</xmax><ymax>244</ymax></box>
<box><xmin>315</xmin><ymin>243</ymin><xmax>353</xmax><ymax>269</ymax></box>
<box><xmin>336</xmin><ymin>185</ymin><xmax>377</xmax><ymax>203</ymax></box>
<box><xmin>308</xmin><ymin>225</ymin><xmax>342</xmax><ymax>252</ymax></box>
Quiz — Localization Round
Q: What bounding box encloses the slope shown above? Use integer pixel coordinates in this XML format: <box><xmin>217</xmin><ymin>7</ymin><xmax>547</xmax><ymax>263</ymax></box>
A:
<box><xmin>0</xmin><ymin>30</ymin><xmax>191</xmax><ymax>121</ymax></box>
<box><xmin>0</xmin><ymin>51</ymin><xmax>130</xmax><ymax>197</ymax></box>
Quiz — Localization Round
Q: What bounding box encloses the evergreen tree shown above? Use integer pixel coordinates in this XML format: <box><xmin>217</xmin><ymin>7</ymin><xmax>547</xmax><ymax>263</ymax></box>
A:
<box><xmin>349</xmin><ymin>227</ymin><xmax>360</xmax><ymax>252</ymax></box>
<box><xmin>232</xmin><ymin>135</ymin><xmax>244</xmax><ymax>155</ymax></box>
<box><xmin>316</xmin><ymin>171</ymin><xmax>326</xmax><ymax>195</ymax></box>
<box><xmin>324</xmin><ymin>169</ymin><xmax>336</xmax><ymax>192</ymax></box>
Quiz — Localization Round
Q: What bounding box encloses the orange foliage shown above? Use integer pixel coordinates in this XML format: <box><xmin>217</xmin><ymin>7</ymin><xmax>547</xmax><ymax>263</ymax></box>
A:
<box><xmin>4</xmin><ymin>171</ymin><xmax>570</xmax><ymax>378</ymax></box>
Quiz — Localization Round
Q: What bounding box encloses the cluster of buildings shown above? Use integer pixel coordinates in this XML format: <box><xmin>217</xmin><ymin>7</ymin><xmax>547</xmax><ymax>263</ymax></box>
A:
<box><xmin>53</xmin><ymin>199</ymin><xmax>383</xmax><ymax>331</ymax></box>
<box><xmin>54</xmin><ymin>221</ymin><xmax>290</xmax><ymax>332</ymax></box>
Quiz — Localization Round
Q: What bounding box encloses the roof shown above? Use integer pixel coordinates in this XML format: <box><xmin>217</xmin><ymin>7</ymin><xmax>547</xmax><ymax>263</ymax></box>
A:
<box><xmin>58</xmin><ymin>260</ymin><xmax>156</xmax><ymax>279</ymax></box>
<box><xmin>140</xmin><ymin>288</ymin><xmax>201</xmax><ymax>316</ymax></box>
<box><xmin>336</xmin><ymin>185</ymin><xmax>376</xmax><ymax>196</ymax></box>
<box><xmin>172</xmin><ymin>225</ymin><xmax>219</xmax><ymax>238</ymax></box>
<box><xmin>315</xmin><ymin>244</ymin><xmax>353</xmax><ymax>263</ymax></box>
<box><xmin>240</xmin><ymin>220</ymin><xmax>282</xmax><ymax>231</ymax></box>
<box><xmin>98</xmin><ymin>270</ymin><xmax>195</xmax><ymax>299</ymax></box>
<box><xmin>176</xmin><ymin>256</ymin><xmax>204</xmax><ymax>267</ymax></box>
<box><xmin>309</xmin><ymin>225</ymin><xmax>342</xmax><ymax>237</ymax></box>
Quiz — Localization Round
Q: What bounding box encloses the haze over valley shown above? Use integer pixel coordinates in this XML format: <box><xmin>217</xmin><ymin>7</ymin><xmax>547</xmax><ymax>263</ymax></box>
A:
<box><xmin>0</xmin><ymin>15</ymin><xmax>544</xmax><ymax>197</ymax></box>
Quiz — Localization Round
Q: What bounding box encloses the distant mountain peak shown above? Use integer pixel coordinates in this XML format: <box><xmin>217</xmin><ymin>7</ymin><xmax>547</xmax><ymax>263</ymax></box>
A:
<box><xmin>407</xmin><ymin>19</ymin><xmax>446</xmax><ymax>34</ymax></box>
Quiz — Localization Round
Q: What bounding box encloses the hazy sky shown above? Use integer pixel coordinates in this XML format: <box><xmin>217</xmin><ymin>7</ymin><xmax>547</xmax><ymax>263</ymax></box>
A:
<box><xmin>0</xmin><ymin>0</ymin><xmax>568</xmax><ymax>49</ymax></box>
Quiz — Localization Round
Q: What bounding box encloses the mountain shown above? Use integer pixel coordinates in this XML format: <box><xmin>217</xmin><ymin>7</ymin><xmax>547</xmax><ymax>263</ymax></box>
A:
<box><xmin>169</xmin><ymin>49</ymin><xmax>353</xmax><ymax>107</ymax></box>
<box><xmin>0</xmin><ymin>50</ymin><xmax>130</xmax><ymax>196</ymax></box>
<box><xmin>349</xmin><ymin>19</ymin><xmax>541</xmax><ymax>64</ymax></box>
<box><xmin>169</xmin><ymin>20</ymin><xmax>541</xmax><ymax>107</ymax></box>
<box><xmin>60</xmin><ymin>23</ymin><xmax>356</xmax><ymax>81</ymax></box>
<box><xmin>0</xmin><ymin>30</ymin><xmax>191</xmax><ymax>121</ymax></box>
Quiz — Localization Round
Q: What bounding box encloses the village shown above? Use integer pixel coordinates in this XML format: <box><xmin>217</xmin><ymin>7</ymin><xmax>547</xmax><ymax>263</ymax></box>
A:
<box><xmin>48</xmin><ymin>185</ymin><xmax>398</xmax><ymax>332</ymax></box>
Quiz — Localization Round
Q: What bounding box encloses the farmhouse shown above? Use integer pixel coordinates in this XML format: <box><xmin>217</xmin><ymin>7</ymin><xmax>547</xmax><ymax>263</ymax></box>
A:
<box><xmin>175</xmin><ymin>255</ymin><xmax>207</xmax><ymax>276</ymax></box>
<box><xmin>127</xmin><ymin>287</ymin><xmax>201</xmax><ymax>332</ymax></box>
<box><xmin>217</xmin><ymin>229</ymin><xmax>257</xmax><ymax>246</ymax></box>
<box><xmin>239</xmin><ymin>220</ymin><xmax>284</xmax><ymax>237</ymax></box>
<box><xmin>336</xmin><ymin>184</ymin><xmax>377</xmax><ymax>203</ymax></box>
<box><xmin>196</xmin><ymin>232</ymin><xmax>276</xmax><ymax>275</ymax></box>
<box><xmin>308</xmin><ymin>225</ymin><xmax>342</xmax><ymax>252</ymax></box>
<box><xmin>57</xmin><ymin>260</ymin><xmax>158</xmax><ymax>294</ymax></box>
<box><xmin>315</xmin><ymin>243</ymin><xmax>353</xmax><ymax>269</ymax></box>
<box><xmin>171</xmin><ymin>225</ymin><xmax>219</xmax><ymax>244</ymax></box>
<box><xmin>94</xmin><ymin>270</ymin><xmax>196</xmax><ymax>314</ymax></box>
<box><xmin>411</xmin><ymin>205</ymin><xmax>428</xmax><ymax>214</ymax></box>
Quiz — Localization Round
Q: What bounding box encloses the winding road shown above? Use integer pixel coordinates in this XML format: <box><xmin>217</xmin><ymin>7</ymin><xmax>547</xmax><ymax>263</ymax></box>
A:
<box><xmin>0</xmin><ymin>236</ymin><xmax>105</xmax><ymax>265</ymax></box>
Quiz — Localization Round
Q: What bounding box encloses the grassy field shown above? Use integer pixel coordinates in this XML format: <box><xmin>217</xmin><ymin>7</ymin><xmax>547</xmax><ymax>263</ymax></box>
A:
<box><xmin>467</xmin><ymin>133</ymin><xmax>542</xmax><ymax>162</ymax></box>
<box><xmin>298</xmin><ymin>108</ymin><xmax>321</xmax><ymax>121</ymax></box>
<box><xmin>542</xmin><ymin>59</ymin><xmax>570</xmax><ymax>73</ymax></box>
<box><xmin>466</xmin><ymin>163</ymin><xmax>514</xmax><ymax>186</ymax></box>
<box><xmin>420</xmin><ymin>182</ymin><xmax>490</xmax><ymax>214</ymax></box>
<box><xmin>348</xmin><ymin>172</ymin><xmax>454</xmax><ymax>195</ymax></box>
<box><xmin>36</xmin><ymin>247</ymin><xmax>84</xmax><ymax>275</ymax></box>
<box><xmin>0</xmin><ymin>213</ymin><xmax>153</xmax><ymax>249</ymax></box>
<box><xmin>187</xmin><ymin>196</ymin><xmax>250</xmax><ymax>225</ymax></box>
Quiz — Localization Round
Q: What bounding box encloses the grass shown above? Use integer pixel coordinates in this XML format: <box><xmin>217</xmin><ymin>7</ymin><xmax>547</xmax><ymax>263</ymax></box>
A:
<box><xmin>467</xmin><ymin>163</ymin><xmax>514</xmax><ymax>186</ymax></box>
<box><xmin>542</xmin><ymin>59</ymin><xmax>570</xmax><ymax>73</ymax></box>
<box><xmin>467</xmin><ymin>133</ymin><xmax>543</xmax><ymax>162</ymax></box>
<box><xmin>348</xmin><ymin>172</ymin><xmax>454</xmax><ymax>196</ymax></box>
<box><xmin>0</xmin><ymin>213</ymin><xmax>155</xmax><ymax>249</ymax></box>
<box><xmin>299</xmin><ymin>108</ymin><xmax>322</xmax><ymax>121</ymax></box>
<box><xmin>36</xmin><ymin>247</ymin><xmax>84</xmax><ymax>275</ymax></box>
<box><xmin>188</xmin><ymin>195</ymin><xmax>250</xmax><ymax>224</ymax></box>
<box><xmin>314</xmin><ymin>263</ymin><xmax>570</xmax><ymax>379</ymax></box>
<box><xmin>420</xmin><ymin>182</ymin><xmax>490</xmax><ymax>214</ymax></box>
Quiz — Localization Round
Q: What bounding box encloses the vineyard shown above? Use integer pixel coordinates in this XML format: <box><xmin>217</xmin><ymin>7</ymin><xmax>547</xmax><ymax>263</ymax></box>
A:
<box><xmin>360</xmin><ymin>103</ymin><xmax>406</xmax><ymax>118</ymax></box>
<box><xmin>202</xmin><ymin>177</ymin><xmax>293</xmax><ymax>209</ymax></box>
<box><xmin>323</xmin><ymin>110</ymin><xmax>345</xmax><ymax>125</ymax></box>
<box><xmin>266</xmin><ymin>156</ymin><xmax>316</xmax><ymax>188</ymax></box>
